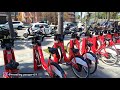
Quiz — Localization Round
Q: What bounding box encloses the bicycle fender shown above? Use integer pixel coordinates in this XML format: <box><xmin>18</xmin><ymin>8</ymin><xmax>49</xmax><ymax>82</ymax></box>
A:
<box><xmin>83</xmin><ymin>52</ymin><xmax>96</xmax><ymax>62</ymax></box>
<box><xmin>113</xmin><ymin>44</ymin><xmax>120</xmax><ymax>49</ymax></box>
<box><xmin>72</xmin><ymin>57</ymin><xmax>88</xmax><ymax>67</ymax></box>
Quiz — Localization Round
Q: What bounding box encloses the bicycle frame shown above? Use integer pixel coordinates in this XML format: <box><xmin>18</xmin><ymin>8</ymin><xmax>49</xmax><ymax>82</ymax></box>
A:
<box><xmin>52</xmin><ymin>34</ymin><xmax>88</xmax><ymax>68</ymax></box>
<box><xmin>33</xmin><ymin>42</ymin><xmax>55</xmax><ymax>77</ymax></box>
<box><xmin>2</xmin><ymin>44</ymin><xmax>19</xmax><ymax>78</ymax></box>
<box><xmin>78</xmin><ymin>33</ymin><xmax>109</xmax><ymax>61</ymax></box>
<box><xmin>53</xmin><ymin>39</ymin><xmax>80</xmax><ymax>63</ymax></box>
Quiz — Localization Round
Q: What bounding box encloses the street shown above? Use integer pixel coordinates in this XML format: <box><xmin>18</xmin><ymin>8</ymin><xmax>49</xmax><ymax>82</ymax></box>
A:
<box><xmin>0</xmin><ymin>28</ymin><xmax>120</xmax><ymax>78</ymax></box>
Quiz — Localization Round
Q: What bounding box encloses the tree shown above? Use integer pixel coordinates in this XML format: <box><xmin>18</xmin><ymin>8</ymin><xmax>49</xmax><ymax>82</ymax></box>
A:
<box><xmin>14</xmin><ymin>12</ymin><xmax>18</xmax><ymax>21</ymax></box>
<box><xmin>58</xmin><ymin>12</ymin><xmax>63</xmax><ymax>34</ymax></box>
<box><xmin>107</xmin><ymin>12</ymin><xmax>110</xmax><ymax>21</ymax></box>
<box><xmin>64</xmin><ymin>12</ymin><xmax>70</xmax><ymax>21</ymax></box>
<box><xmin>7</xmin><ymin>12</ymin><xmax>14</xmax><ymax>39</ymax></box>
<box><xmin>81</xmin><ymin>12</ymin><xmax>82</xmax><ymax>22</ymax></box>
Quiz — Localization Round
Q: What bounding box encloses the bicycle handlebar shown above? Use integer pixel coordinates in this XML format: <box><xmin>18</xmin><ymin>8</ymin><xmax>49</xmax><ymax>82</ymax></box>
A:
<box><xmin>0</xmin><ymin>39</ymin><xmax>14</xmax><ymax>49</ymax></box>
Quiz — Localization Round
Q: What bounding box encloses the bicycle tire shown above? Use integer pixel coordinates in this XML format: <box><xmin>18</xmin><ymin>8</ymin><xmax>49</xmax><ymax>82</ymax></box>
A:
<box><xmin>111</xmin><ymin>43</ymin><xmax>120</xmax><ymax>55</ymax></box>
<box><xmin>99</xmin><ymin>47</ymin><xmax>119</xmax><ymax>65</ymax></box>
<box><xmin>34</xmin><ymin>50</ymin><xmax>41</xmax><ymax>70</ymax></box>
<box><xmin>49</xmin><ymin>62</ymin><xmax>66</xmax><ymax>78</ymax></box>
<box><xmin>66</xmin><ymin>42</ymin><xmax>70</xmax><ymax>53</ymax></box>
<box><xmin>71</xmin><ymin>56</ymin><xmax>90</xmax><ymax>78</ymax></box>
<box><xmin>52</xmin><ymin>45</ymin><xmax>63</xmax><ymax>63</ymax></box>
<box><xmin>83</xmin><ymin>52</ymin><xmax>98</xmax><ymax>74</ymax></box>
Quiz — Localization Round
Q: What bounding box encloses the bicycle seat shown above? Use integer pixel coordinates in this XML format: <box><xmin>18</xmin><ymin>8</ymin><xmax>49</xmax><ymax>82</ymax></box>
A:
<box><xmin>5</xmin><ymin>60</ymin><xmax>19</xmax><ymax>70</ymax></box>
<box><xmin>48</xmin><ymin>47</ymin><xmax>58</xmax><ymax>54</ymax></box>
<box><xmin>72</xmin><ymin>49</ymin><xmax>79</xmax><ymax>54</ymax></box>
<box><xmin>105</xmin><ymin>38</ymin><xmax>111</xmax><ymax>41</ymax></box>
<box><xmin>87</xmin><ymin>42</ymin><xmax>93</xmax><ymax>47</ymax></box>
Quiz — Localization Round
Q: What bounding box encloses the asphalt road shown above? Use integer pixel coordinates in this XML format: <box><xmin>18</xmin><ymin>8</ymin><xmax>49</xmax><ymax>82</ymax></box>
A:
<box><xmin>0</xmin><ymin>28</ymin><xmax>120</xmax><ymax>78</ymax></box>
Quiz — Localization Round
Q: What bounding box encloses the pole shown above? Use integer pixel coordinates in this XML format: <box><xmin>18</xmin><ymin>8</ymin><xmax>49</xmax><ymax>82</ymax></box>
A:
<box><xmin>7</xmin><ymin>12</ymin><xmax>14</xmax><ymax>39</ymax></box>
<box><xmin>58</xmin><ymin>12</ymin><xmax>63</xmax><ymax>34</ymax></box>
<box><xmin>81</xmin><ymin>12</ymin><xmax>82</xmax><ymax>23</ymax></box>
<box><xmin>14</xmin><ymin>12</ymin><xmax>17</xmax><ymax>21</ymax></box>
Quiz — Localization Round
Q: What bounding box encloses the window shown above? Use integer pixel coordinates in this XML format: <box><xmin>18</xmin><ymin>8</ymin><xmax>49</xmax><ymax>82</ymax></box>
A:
<box><xmin>34</xmin><ymin>24</ymin><xmax>40</xmax><ymax>28</ymax></box>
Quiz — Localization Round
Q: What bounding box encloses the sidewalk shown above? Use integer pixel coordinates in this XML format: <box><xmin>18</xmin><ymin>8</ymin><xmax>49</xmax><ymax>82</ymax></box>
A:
<box><xmin>0</xmin><ymin>37</ymin><xmax>70</xmax><ymax>78</ymax></box>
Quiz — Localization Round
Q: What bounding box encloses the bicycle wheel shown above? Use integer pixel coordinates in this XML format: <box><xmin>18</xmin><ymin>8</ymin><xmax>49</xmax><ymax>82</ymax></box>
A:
<box><xmin>66</xmin><ymin>42</ymin><xmax>70</xmax><ymax>53</ymax></box>
<box><xmin>52</xmin><ymin>45</ymin><xmax>63</xmax><ymax>63</ymax></box>
<box><xmin>57</xmin><ymin>47</ymin><xmax>63</xmax><ymax>63</ymax></box>
<box><xmin>111</xmin><ymin>44</ymin><xmax>120</xmax><ymax>55</ymax></box>
<box><xmin>83</xmin><ymin>52</ymin><xmax>98</xmax><ymax>74</ymax></box>
<box><xmin>71</xmin><ymin>56</ymin><xmax>90</xmax><ymax>78</ymax></box>
<box><xmin>99</xmin><ymin>47</ymin><xmax>119</xmax><ymax>65</ymax></box>
<box><xmin>48</xmin><ymin>62</ymin><xmax>66</xmax><ymax>78</ymax></box>
<box><xmin>34</xmin><ymin>50</ymin><xmax>41</xmax><ymax>70</ymax></box>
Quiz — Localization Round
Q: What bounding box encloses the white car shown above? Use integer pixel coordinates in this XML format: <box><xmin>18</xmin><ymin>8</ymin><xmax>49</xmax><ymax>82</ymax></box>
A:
<box><xmin>30</xmin><ymin>23</ymin><xmax>51</xmax><ymax>35</ymax></box>
<box><xmin>23</xmin><ymin>23</ymin><xmax>52</xmax><ymax>38</ymax></box>
<box><xmin>4</xmin><ymin>21</ymin><xmax>24</xmax><ymax>30</ymax></box>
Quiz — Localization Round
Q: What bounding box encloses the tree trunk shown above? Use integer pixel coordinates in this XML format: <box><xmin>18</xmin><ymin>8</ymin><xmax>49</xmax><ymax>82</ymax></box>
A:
<box><xmin>7</xmin><ymin>12</ymin><xmax>14</xmax><ymax>39</ymax></box>
<box><xmin>81</xmin><ymin>12</ymin><xmax>82</xmax><ymax>22</ymax></box>
<box><xmin>58</xmin><ymin>12</ymin><xmax>63</xmax><ymax>34</ymax></box>
<box><xmin>94</xmin><ymin>12</ymin><xmax>97</xmax><ymax>22</ymax></box>
<box><xmin>14</xmin><ymin>12</ymin><xmax>18</xmax><ymax>21</ymax></box>
<box><xmin>107</xmin><ymin>12</ymin><xmax>110</xmax><ymax>21</ymax></box>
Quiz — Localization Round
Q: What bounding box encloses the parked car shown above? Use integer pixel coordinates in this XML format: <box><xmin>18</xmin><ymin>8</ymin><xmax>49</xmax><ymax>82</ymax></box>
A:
<box><xmin>64</xmin><ymin>22</ymin><xmax>78</xmax><ymax>34</ymax></box>
<box><xmin>3</xmin><ymin>21</ymin><xmax>24</xmax><ymax>30</ymax></box>
<box><xmin>0</xmin><ymin>26</ymin><xmax>18</xmax><ymax>39</ymax></box>
<box><xmin>23</xmin><ymin>23</ymin><xmax>52</xmax><ymax>38</ymax></box>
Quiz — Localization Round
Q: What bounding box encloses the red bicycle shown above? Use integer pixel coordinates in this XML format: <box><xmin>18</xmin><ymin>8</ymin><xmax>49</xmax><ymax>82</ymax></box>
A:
<box><xmin>66</xmin><ymin>32</ymin><xmax>98</xmax><ymax>74</ymax></box>
<box><xmin>89</xmin><ymin>30</ymin><xmax>119</xmax><ymax>65</ymax></box>
<box><xmin>0</xmin><ymin>38</ymin><xmax>19</xmax><ymax>78</ymax></box>
<box><xmin>50</xmin><ymin>34</ymin><xmax>90</xmax><ymax>78</ymax></box>
<box><xmin>32</xmin><ymin>32</ymin><xmax>66</xmax><ymax>78</ymax></box>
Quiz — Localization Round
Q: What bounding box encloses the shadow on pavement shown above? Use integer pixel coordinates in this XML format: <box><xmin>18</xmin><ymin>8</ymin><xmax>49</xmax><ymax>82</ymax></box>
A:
<box><xmin>0</xmin><ymin>61</ymin><xmax>117</xmax><ymax>78</ymax></box>
<box><xmin>18</xmin><ymin>62</ymin><xmax>49</xmax><ymax>78</ymax></box>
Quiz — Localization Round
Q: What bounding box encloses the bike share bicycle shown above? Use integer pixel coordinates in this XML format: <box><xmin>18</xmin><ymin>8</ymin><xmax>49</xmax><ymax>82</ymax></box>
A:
<box><xmin>48</xmin><ymin>33</ymin><xmax>90</xmax><ymax>78</ymax></box>
<box><xmin>31</xmin><ymin>31</ymin><xmax>66</xmax><ymax>78</ymax></box>
<box><xmin>66</xmin><ymin>31</ymin><xmax>98</xmax><ymax>74</ymax></box>
<box><xmin>105</xmin><ymin>29</ymin><xmax>120</xmax><ymax>56</ymax></box>
<box><xmin>88</xmin><ymin>28</ymin><xmax>119</xmax><ymax>65</ymax></box>
<box><xmin>0</xmin><ymin>35</ymin><xmax>19</xmax><ymax>78</ymax></box>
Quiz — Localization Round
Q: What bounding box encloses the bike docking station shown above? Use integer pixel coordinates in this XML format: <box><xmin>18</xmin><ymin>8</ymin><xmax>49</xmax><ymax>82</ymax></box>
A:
<box><xmin>0</xmin><ymin>37</ymin><xmax>19</xmax><ymax>78</ymax></box>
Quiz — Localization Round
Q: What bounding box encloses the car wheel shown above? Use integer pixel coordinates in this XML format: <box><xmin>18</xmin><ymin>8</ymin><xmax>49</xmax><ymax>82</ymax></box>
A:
<box><xmin>17</xmin><ymin>26</ymin><xmax>22</xmax><ymax>30</ymax></box>
<box><xmin>23</xmin><ymin>33</ymin><xmax>28</xmax><ymax>38</ymax></box>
